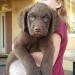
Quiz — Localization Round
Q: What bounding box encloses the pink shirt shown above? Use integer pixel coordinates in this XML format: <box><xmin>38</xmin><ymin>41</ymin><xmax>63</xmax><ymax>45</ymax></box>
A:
<box><xmin>52</xmin><ymin>21</ymin><xmax>68</xmax><ymax>75</ymax></box>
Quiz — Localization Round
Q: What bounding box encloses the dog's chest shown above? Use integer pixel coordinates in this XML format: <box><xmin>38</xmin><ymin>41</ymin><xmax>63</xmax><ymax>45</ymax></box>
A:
<box><xmin>26</xmin><ymin>41</ymin><xmax>41</xmax><ymax>53</ymax></box>
<box><xmin>26</xmin><ymin>37</ymin><xmax>49</xmax><ymax>53</ymax></box>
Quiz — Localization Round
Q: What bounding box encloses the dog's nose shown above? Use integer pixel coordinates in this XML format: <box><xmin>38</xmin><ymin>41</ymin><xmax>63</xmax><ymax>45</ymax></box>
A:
<box><xmin>34</xmin><ymin>27</ymin><xmax>41</xmax><ymax>32</ymax></box>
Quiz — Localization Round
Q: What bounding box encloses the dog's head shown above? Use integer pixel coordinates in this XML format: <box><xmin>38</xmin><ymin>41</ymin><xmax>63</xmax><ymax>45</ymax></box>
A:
<box><xmin>18</xmin><ymin>3</ymin><xmax>60</xmax><ymax>38</ymax></box>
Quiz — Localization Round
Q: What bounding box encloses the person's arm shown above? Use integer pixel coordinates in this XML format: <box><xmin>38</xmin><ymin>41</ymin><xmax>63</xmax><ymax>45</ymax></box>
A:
<box><xmin>52</xmin><ymin>33</ymin><xmax>61</xmax><ymax>66</ymax></box>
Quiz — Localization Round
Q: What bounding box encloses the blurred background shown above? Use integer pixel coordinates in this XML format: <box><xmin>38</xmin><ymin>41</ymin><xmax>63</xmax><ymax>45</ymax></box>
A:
<box><xmin>0</xmin><ymin>0</ymin><xmax>75</xmax><ymax>75</ymax></box>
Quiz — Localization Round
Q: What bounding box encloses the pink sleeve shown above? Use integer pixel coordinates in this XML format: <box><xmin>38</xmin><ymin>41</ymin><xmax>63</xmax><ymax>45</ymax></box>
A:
<box><xmin>54</xmin><ymin>21</ymin><xmax>67</xmax><ymax>40</ymax></box>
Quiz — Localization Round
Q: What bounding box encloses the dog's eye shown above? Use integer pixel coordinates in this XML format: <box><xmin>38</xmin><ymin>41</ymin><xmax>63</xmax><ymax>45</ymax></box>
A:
<box><xmin>42</xmin><ymin>15</ymin><xmax>50</xmax><ymax>23</ymax></box>
<box><xmin>29</xmin><ymin>15</ymin><xmax>36</xmax><ymax>21</ymax></box>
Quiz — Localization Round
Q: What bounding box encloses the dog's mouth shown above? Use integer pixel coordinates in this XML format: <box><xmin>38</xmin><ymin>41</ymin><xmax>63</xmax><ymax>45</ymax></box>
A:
<box><xmin>30</xmin><ymin>29</ymin><xmax>47</xmax><ymax>37</ymax></box>
<box><xmin>34</xmin><ymin>30</ymin><xmax>41</xmax><ymax>34</ymax></box>
<box><xmin>33</xmin><ymin>32</ymin><xmax>42</xmax><ymax>37</ymax></box>
<box><xmin>31</xmin><ymin>30</ymin><xmax>43</xmax><ymax>37</ymax></box>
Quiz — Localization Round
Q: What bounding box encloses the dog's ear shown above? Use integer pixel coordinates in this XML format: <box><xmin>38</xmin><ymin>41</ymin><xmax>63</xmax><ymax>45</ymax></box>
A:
<box><xmin>49</xmin><ymin>9</ymin><xmax>60</xmax><ymax>33</ymax></box>
<box><xmin>18</xmin><ymin>5</ymin><xmax>33</xmax><ymax>32</ymax></box>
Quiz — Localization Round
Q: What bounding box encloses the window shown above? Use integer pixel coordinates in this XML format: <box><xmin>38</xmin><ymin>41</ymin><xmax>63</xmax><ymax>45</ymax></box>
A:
<box><xmin>0</xmin><ymin>13</ymin><xmax>6</xmax><ymax>53</ymax></box>
<box><xmin>69</xmin><ymin>15</ymin><xmax>75</xmax><ymax>33</ymax></box>
<box><xmin>67</xmin><ymin>0</ymin><xmax>75</xmax><ymax>34</ymax></box>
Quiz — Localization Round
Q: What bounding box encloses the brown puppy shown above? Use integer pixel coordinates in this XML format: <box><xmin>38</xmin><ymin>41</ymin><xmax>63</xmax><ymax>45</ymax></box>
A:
<box><xmin>6</xmin><ymin>3</ymin><xmax>60</xmax><ymax>75</ymax></box>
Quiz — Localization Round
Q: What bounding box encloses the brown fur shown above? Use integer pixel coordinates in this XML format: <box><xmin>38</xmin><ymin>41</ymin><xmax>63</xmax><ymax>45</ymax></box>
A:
<box><xmin>6</xmin><ymin>3</ymin><xmax>60</xmax><ymax>75</ymax></box>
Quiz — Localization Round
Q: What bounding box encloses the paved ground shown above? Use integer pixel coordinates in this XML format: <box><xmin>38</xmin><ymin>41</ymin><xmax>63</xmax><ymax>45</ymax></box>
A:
<box><xmin>0</xmin><ymin>65</ymin><xmax>5</xmax><ymax>75</ymax></box>
<box><xmin>0</xmin><ymin>57</ymin><xmax>7</xmax><ymax>75</ymax></box>
<box><xmin>64</xmin><ymin>70</ymin><xmax>73</xmax><ymax>75</ymax></box>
